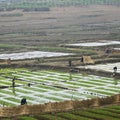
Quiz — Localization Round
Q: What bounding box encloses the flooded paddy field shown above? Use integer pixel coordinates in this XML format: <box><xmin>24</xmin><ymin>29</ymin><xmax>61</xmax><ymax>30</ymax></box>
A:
<box><xmin>64</xmin><ymin>40</ymin><xmax>120</xmax><ymax>47</ymax></box>
<box><xmin>0</xmin><ymin>68</ymin><xmax>119</xmax><ymax>107</ymax></box>
<box><xmin>76</xmin><ymin>62</ymin><xmax>120</xmax><ymax>73</ymax></box>
<box><xmin>0</xmin><ymin>51</ymin><xmax>73</xmax><ymax>60</ymax></box>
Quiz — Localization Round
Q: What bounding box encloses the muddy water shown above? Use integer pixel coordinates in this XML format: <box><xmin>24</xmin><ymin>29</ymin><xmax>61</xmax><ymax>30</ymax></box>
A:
<box><xmin>0</xmin><ymin>51</ymin><xmax>73</xmax><ymax>60</ymax></box>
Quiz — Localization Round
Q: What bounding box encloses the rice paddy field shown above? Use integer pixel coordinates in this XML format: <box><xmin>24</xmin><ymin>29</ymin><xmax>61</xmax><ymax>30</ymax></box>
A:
<box><xmin>0</xmin><ymin>68</ymin><xmax>120</xmax><ymax>107</ymax></box>
<box><xmin>76</xmin><ymin>62</ymin><xmax>120</xmax><ymax>73</ymax></box>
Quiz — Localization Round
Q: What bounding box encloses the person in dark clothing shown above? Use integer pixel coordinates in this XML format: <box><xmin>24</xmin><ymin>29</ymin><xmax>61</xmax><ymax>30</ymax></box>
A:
<box><xmin>12</xmin><ymin>76</ymin><xmax>15</xmax><ymax>87</ymax></box>
<box><xmin>81</xmin><ymin>56</ymin><xmax>83</xmax><ymax>62</ymax></box>
<box><xmin>68</xmin><ymin>60</ymin><xmax>72</xmax><ymax>67</ymax></box>
<box><xmin>21</xmin><ymin>98</ymin><xmax>27</xmax><ymax>105</ymax></box>
<box><xmin>113</xmin><ymin>66</ymin><xmax>117</xmax><ymax>73</ymax></box>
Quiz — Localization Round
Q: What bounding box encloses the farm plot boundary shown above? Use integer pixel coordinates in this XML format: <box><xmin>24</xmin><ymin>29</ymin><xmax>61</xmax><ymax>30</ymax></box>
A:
<box><xmin>0</xmin><ymin>94</ymin><xmax>120</xmax><ymax>117</ymax></box>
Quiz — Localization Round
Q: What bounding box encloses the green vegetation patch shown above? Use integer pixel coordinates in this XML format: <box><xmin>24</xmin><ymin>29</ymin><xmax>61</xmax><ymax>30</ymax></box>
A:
<box><xmin>0</xmin><ymin>13</ymin><xmax>23</xmax><ymax>17</ymax></box>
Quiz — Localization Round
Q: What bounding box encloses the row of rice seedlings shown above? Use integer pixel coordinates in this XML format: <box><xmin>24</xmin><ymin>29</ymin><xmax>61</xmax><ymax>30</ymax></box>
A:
<box><xmin>71</xmin><ymin>110</ymin><xmax>120</xmax><ymax>120</ymax></box>
<box><xmin>18</xmin><ymin>86</ymin><xmax>47</xmax><ymax>93</ymax></box>
<box><xmin>0</xmin><ymin>77</ymin><xmax>7</xmax><ymax>80</ymax></box>
<box><xmin>20</xmin><ymin>96</ymin><xmax>37</xmax><ymax>103</ymax></box>
<box><xmin>77</xmin><ymin>80</ymin><xmax>106</xmax><ymax>86</ymax></box>
<box><xmin>5</xmin><ymin>97</ymin><xmax>20</xmax><ymax>103</ymax></box>
<box><xmin>0</xmin><ymin>79</ymin><xmax>27</xmax><ymax>87</ymax></box>
<box><xmin>19</xmin><ymin>116</ymin><xmax>37</xmax><ymax>120</ymax></box>
<box><xmin>54</xmin><ymin>82</ymin><xmax>78</xmax><ymax>89</ymax></box>
<box><xmin>97</xmin><ymin>87</ymin><xmax>120</xmax><ymax>93</ymax></box>
<box><xmin>35</xmin><ymin>84</ymin><xmax>62</xmax><ymax>91</ymax></box>
<box><xmin>0</xmin><ymin>99</ymin><xmax>15</xmax><ymax>107</ymax></box>
<box><xmin>88</xmin><ymin>74</ymin><xmax>113</xmax><ymax>80</ymax></box>
<box><xmin>0</xmin><ymin>89</ymin><xmax>14</xmax><ymax>95</ymax></box>
<box><xmin>43</xmin><ymin>77</ymin><xmax>61</xmax><ymax>82</ymax></box>
<box><xmin>56</xmin><ymin>112</ymin><xmax>93</xmax><ymax>120</ymax></box>
<box><xmin>36</xmin><ymin>84</ymin><xmax>58</xmax><ymax>90</ymax></box>
<box><xmin>51</xmin><ymin>92</ymin><xmax>81</xmax><ymax>101</ymax></box>
<box><xmin>36</xmin><ymin>114</ymin><xmax>66</xmax><ymax>120</ymax></box>
<box><xmin>71</xmin><ymin>74</ymin><xmax>84</xmax><ymax>78</ymax></box>
<box><xmin>23</xmin><ymin>75</ymin><xmax>52</xmax><ymax>83</ymax></box>
<box><xmin>21</xmin><ymin>77</ymin><xmax>44</xmax><ymax>83</ymax></box>
<box><xmin>66</xmin><ymin>81</ymin><xmax>93</xmax><ymax>87</ymax></box>
<box><xmin>51</xmin><ymin>75</ymin><xmax>69</xmax><ymax>81</ymax></box>
<box><xmin>30</xmin><ymin>71</ymin><xmax>48</xmax><ymax>76</ymax></box>
<box><xmin>94</xmin><ymin>78</ymin><xmax>114</xmax><ymax>83</ymax></box>
<box><xmin>0</xmin><ymin>93</ymin><xmax>5</xmax><ymax>97</ymax></box>
<box><xmin>44</xmin><ymin>96</ymin><xmax>64</xmax><ymax>102</ymax></box>
<box><xmin>109</xmin><ymin>105</ymin><xmax>120</xmax><ymax>110</ymax></box>
<box><xmin>35</xmin><ymin>94</ymin><xmax>63</xmax><ymax>102</ymax></box>
<box><xmin>18</xmin><ymin>72</ymin><xmax>33</xmax><ymax>77</ymax></box>
<box><xmin>1</xmin><ymin>97</ymin><xmax>19</xmax><ymax>105</ymax></box>
<box><xmin>15</xmin><ymin>80</ymin><xmax>29</xmax><ymax>85</ymax></box>
<box><xmin>86</xmin><ymin>108</ymin><xmax>120</xmax><ymax>118</ymax></box>
<box><xmin>0</xmin><ymin>80</ymin><xmax>11</xmax><ymax>84</ymax></box>
<box><xmin>0</xmin><ymin>83</ymin><xmax>9</xmax><ymax>87</ymax></box>
<box><xmin>40</xmin><ymin>70</ymin><xmax>59</xmax><ymax>75</ymax></box>
<box><xmin>31</xmin><ymin>85</ymin><xmax>52</xmax><ymax>93</ymax></box>
<box><xmin>98</xmin><ymin>108</ymin><xmax>120</xmax><ymax>114</ymax></box>
<box><xmin>108</xmin><ymin>85</ymin><xmax>120</xmax><ymax>89</ymax></box>
<box><xmin>11</xmin><ymin>87</ymin><xmax>32</xmax><ymax>94</ymax></box>
<box><xmin>34</xmin><ymin>72</ymin><xmax>51</xmax><ymax>77</ymax></box>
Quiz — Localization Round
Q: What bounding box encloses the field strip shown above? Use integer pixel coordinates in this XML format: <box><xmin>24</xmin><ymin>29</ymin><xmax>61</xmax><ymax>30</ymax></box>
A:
<box><xmin>76</xmin><ymin>62</ymin><xmax>120</xmax><ymax>73</ymax></box>
<box><xmin>51</xmin><ymin>91</ymin><xmax>88</xmax><ymax>100</ymax></box>
<box><xmin>93</xmin><ymin>88</ymin><xmax>118</xmax><ymax>94</ymax></box>
<box><xmin>96</xmin><ymin>87</ymin><xmax>120</xmax><ymax>93</ymax></box>
<box><xmin>10</xmin><ymin>91</ymin><xmax>45</xmax><ymax>104</ymax></box>
<box><xmin>0</xmin><ymin>98</ymin><xmax>19</xmax><ymax>105</ymax></box>
<box><xmin>0</xmin><ymin>69</ymin><xmax>120</xmax><ymax>106</ymax></box>
<box><xmin>66</xmin><ymin>81</ymin><xmax>98</xmax><ymax>88</ymax></box>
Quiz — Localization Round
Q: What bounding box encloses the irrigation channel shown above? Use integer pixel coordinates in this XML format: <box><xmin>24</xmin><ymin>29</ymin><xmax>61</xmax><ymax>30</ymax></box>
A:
<box><xmin>0</xmin><ymin>68</ymin><xmax>120</xmax><ymax>107</ymax></box>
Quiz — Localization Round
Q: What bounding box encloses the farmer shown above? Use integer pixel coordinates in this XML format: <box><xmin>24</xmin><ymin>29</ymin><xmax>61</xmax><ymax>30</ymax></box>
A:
<box><xmin>68</xmin><ymin>60</ymin><xmax>72</xmax><ymax>67</ymax></box>
<box><xmin>21</xmin><ymin>98</ymin><xmax>27</xmax><ymax>105</ymax></box>
<box><xmin>28</xmin><ymin>83</ymin><xmax>31</xmax><ymax>87</ymax></box>
<box><xmin>113</xmin><ymin>66</ymin><xmax>117</xmax><ymax>73</ymax></box>
<box><xmin>12</xmin><ymin>76</ymin><xmax>15</xmax><ymax>87</ymax></box>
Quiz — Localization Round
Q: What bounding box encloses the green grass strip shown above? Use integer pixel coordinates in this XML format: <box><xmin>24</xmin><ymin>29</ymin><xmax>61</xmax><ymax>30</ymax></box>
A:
<box><xmin>71</xmin><ymin>110</ymin><xmax>120</xmax><ymax>120</ymax></box>
<box><xmin>56</xmin><ymin>112</ymin><xmax>93</xmax><ymax>120</ymax></box>
<box><xmin>37</xmin><ymin>114</ymin><xmax>67</xmax><ymax>120</ymax></box>
<box><xmin>19</xmin><ymin>116</ymin><xmax>37</xmax><ymax>120</ymax></box>
<box><xmin>86</xmin><ymin>108</ymin><xmax>120</xmax><ymax>118</ymax></box>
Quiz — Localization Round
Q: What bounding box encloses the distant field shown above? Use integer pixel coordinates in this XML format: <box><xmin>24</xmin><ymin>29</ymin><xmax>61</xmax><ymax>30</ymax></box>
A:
<box><xmin>0</xmin><ymin>0</ymin><xmax>120</xmax><ymax>10</ymax></box>
<box><xmin>0</xmin><ymin>5</ymin><xmax>120</xmax><ymax>54</ymax></box>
